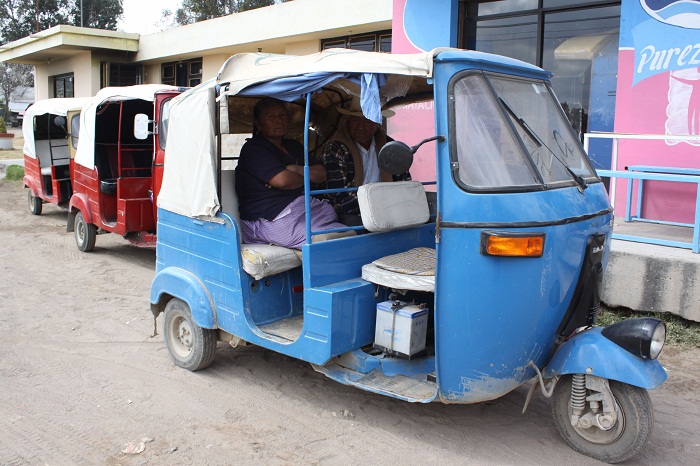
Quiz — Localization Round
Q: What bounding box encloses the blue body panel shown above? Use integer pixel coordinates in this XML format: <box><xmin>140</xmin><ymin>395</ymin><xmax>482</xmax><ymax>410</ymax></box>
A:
<box><xmin>544</xmin><ymin>328</ymin><xmax>668</xmax><ymax>390</ymax></box>
<box><xmin>430</xmin><ymin>59</ymin><xmax>613</xmax><ymax>403</ymax></box>
<box><xmin>153</xmin><ymin>208</ymin><xmax>437</xmax><ymax>366</ymax></box>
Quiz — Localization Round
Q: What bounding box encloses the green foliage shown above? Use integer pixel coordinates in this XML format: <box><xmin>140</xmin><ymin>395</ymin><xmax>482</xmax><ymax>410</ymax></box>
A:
<box><xmin>0</xmin><ymin>116</ymin><xmax>6</xmax><ymax>133</ymax></box>
<box><xmin>598</xmin><ymin>305</ymin><xmax>700</xmax><ymax>349</ymax></box>
<box><xmin>68</xmin><ymin>0</ymin><xmax>123</xmax><ymax>30</ymax></box>
<box><xmin>1</xmin><ymin>0</ymin><xmax>122</xmax><ymax>43</ymax></box>
<box><xmin>5</xmin><ymin>165</ymin><xmax>24</xmax><ymax>181</ymax></box>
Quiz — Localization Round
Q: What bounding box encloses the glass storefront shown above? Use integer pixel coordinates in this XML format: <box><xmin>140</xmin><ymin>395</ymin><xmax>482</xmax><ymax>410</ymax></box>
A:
<box><xmin>462</xmin><ymin>1</ymin><xmax>621</xmax><ymax>146</ymax></box>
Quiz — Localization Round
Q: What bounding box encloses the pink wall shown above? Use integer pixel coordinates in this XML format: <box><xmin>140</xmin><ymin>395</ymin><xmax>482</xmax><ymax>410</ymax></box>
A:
<box><xmin>613</xmin><ymin>1</ymin><xmax>700</xmax><ymax>223</ymax></box>
<box><xmin>389</xmin><ymin>0</ymin><xmax>456</xmax><ymax>185</ymax></box>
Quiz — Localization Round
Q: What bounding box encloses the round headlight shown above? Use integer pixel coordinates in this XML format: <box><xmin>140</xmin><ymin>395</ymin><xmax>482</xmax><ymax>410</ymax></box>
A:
<box><xmin>649</xmin><ymin>321</ymin><xmax>666</xmax><ymax>360</ymax></box>
<box><xmin>601</xmin><ymin>317</ymin><xmax>666</xmax><ymax>359</ymax></box>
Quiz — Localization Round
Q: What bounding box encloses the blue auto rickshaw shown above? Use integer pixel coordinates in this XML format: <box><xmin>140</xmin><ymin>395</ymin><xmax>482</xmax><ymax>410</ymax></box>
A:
<box><xmin>149</xmin><ymin>49</ymin><xmax>667</xmax><ymax>463</ymax></box>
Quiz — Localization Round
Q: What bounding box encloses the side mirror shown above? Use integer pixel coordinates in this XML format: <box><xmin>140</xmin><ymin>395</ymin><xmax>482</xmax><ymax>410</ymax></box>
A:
<box><xmin>134</xmin><ymin>113</ymin><xmax>151</xmax><ymax>140</ymax></box>
<box><xmin>53</xmin><ymin>116</ymin><xmax>66</xmax><ymax>128</ymax></box>
<box><xmin>378</xmin><ymin>141</ymin><xmax>414</xmax><ymax>176</ymax></box>
<box><xmin>378</xmin><ymin>135</ymin><xmax>446</xmax><ymax>176</ymax></box>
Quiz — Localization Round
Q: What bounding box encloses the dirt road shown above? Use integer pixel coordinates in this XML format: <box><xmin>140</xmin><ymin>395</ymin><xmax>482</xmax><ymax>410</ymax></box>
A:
<box><xmin>1</xmin><ymin>179</ymin><xmax>698</xmax><ymax>465</ymax></box>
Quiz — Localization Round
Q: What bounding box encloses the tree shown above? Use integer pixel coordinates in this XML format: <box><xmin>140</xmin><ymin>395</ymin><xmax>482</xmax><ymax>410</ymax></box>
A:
<box><xmin>1</xmin><ymin>0</ymin><xmax>122</xmax><ymax>44</ymax></box>
<box><xmin>68</xmin><ymin>0</ymin><xmax>123</xmax><ymax>30</ymax></box>
<box><xmin>168</xmin><ymin>0</ymin><xmax>289</xmax><ymax>27</ymax></box>
<box><xmin>0</xmin><ymin>62</ymin><xmax>33</xmax><ymax>121</ymax></box>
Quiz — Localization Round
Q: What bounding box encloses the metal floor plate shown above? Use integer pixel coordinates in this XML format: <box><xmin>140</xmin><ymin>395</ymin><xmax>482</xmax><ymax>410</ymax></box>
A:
<box><xmin>258</xmin><ymin>315</ymin><xmax>303</xmax><ymax>341</ymax></box>
<box><xmin>354</xmin><ymin>370</ymin><xmax>437</xmax><ymax>401</ymax></box>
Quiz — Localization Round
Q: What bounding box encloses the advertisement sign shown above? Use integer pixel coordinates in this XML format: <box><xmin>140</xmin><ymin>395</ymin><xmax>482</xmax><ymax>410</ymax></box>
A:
<box><xmin>615</xmin><ymin>0</ymin><xmax>700</xmax><ymax>223</ymax></box>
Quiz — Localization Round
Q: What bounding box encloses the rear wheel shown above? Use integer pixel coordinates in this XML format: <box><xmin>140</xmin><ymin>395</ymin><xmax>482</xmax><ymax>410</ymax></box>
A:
<box><xmin>552</xmin><ymin>375</ymin><xmax>653</xmax><ymax>463</ymax></box>
<box><xmin>28</xmin><ymin>191</ymin><xmax>42</xmax><ymax>215</ymax></box>
<box><xmin>74</xmin><ymin>211</ymin><xmax>96</xmax><ymax>252</ymax></box>
<box><xmin>163</xmin><ymin>298</ymin><xmax>217</xmax><ymax>371</ymax></box>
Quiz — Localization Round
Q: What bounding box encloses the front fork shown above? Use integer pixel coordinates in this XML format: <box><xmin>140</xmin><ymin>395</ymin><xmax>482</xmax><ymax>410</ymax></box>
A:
<box><xmin>523</xmin><ymin>363</ymin><xmax>617</xmax><ymax>430</ymax></box>
<box><xmin>569</xmin><ymin>374</ymin><xmax>618</xmax><ymax>430</ymax></box>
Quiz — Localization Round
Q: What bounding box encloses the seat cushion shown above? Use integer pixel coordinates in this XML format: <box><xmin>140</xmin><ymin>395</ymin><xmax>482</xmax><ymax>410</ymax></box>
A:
<box><xmin>241</xmin><ymin>243</ymin><xmax>302</xmax><ymax>280</ymax></box>
<box><xmin>357</xmin><ymin>181</ymin><xmax>430</xmax><ymax>232</ymax></box>
<box><xmin>361</xmin><ymin>247</ymin><xmax>436</xmax><ymax>292</ymax></box>
<box><xmin>362</xmin><ymin>263</ymin><xmax>435</xmax><ymax>292</ymax></box>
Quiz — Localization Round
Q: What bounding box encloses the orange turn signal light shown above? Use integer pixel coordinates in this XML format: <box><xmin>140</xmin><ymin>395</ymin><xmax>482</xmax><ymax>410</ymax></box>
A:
<box><xmin>481</xmin><ymin>231</ymin><xmax>545</xmax><ymax>257</ymax></box>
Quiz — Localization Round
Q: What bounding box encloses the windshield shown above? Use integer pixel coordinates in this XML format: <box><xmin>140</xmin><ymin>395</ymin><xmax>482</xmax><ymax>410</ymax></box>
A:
<box><xmin>159</xmin><ymin>98</ymin><xmax>173</xmax><ymax>151</ymax></box>
<box><xmin>452</xmin><ymin>72</ymin><xmax>597</xmax><ymax>191</ymax></box>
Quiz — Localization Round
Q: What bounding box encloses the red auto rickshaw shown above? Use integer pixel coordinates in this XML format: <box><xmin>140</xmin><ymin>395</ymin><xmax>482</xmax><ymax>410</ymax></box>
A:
<box><xmin>22</xmin><ymin>98</ymin><xmax>90</xmax><ymax>215</ymax></box>
<box><xmin>67</xmin><ymin>85</ymin><xmax>184</xmax><ymax>251</ymax></box>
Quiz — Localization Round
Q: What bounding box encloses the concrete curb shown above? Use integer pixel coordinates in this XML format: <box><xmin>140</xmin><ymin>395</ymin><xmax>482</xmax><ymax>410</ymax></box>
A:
<box><xmin>602</xmin><ymin>239</ymin><xmax>700</xmax><ymax>322</ymax></box>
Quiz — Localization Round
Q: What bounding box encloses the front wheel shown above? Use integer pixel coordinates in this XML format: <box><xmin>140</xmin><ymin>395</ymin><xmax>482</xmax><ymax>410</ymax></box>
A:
<box><xmin>552</xmin><ymin>375</ymin><xmax>654</xmax><ymax>464</ymax></box>
<box><xmin>163</xmin><ymin>298</ymin><xmax>217</xmax><ymax>371</ymax></box>
<box><xmin>28</xmin><ymin>191</ymin><xmax>42</xmax><ymax>215</ymax></box>
<box><xmin>74</xmin><ymin>211</ymin><xmax>96</xmax><ymax>252</ymax></box>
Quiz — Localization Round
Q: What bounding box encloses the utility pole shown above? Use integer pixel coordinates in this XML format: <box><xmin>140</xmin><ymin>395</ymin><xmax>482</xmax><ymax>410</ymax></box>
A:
<box><xmin>35</xmin><ymin>0</ymin><xmax>39</xmax><ymax>33</ymax></box>
<box><xmin>81</xmin><ymin>0</ymin><xmax>84</xmax><ymax>27</ymax></box>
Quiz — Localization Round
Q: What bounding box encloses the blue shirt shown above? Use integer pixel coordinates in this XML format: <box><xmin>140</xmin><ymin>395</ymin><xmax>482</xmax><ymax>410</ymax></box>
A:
<box><xmin>235</xmin><ymin>133</ymin><xmax>304</xmax><ymax>221</ymax></box>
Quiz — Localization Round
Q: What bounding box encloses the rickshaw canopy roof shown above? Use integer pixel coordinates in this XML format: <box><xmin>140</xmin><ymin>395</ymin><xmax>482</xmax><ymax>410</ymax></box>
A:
<box><xmin>158</xmin><ymin>49</ymin><xmax>546</xmax><ymax>219</ymax></box>
<box><xmin>22</xmin><ymin>97</ymin><xmax>92</xmax><ymax>159</ymax></box>
<box><xmin>74</xmin><ymin>84</ymin><xmax>182</xmax><ymax>170</ymax></box>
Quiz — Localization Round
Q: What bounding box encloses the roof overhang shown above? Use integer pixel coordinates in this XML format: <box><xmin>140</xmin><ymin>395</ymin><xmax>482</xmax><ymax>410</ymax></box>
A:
<box><xmin>0</xmin><ymin>25</ymin><xmax>139</xmax><ymax>65</ymax></box>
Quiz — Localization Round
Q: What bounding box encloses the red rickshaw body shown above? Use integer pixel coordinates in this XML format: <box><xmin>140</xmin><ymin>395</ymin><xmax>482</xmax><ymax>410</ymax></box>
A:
<box><xmin>22</xmin><ymin>97</ymin><xmax>91</xmax><ymax>214</ymax></box>
<box><xmin>68</xmin><ymin>86</ymin><xmax>184</xmax><ymax>251</ymax></box>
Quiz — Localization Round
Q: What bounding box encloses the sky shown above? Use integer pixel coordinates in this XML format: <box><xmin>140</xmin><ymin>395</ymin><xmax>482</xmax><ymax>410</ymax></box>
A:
<box><xmin>117</xmin><ymin>0</ymin><xmax>182</xmax><ymax>35</ymax></box>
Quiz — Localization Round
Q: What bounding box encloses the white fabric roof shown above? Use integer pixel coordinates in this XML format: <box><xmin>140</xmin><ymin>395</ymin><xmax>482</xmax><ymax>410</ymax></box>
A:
<box><xmin>74</xmin><ymin>84</ymin><xmax>182</xmax><ymax>170</ymax></box>
<box><xmin>157</xmin><ymin>85</ymin><xmax>219</xmax><ymax>218</ymax></box>
<box><xmin>160</xmin><ymin>50</ymin><xmax>435</xmax><ymax>219</ymax></box>
<box><xmin>218</xmin><ymin>49</ymin><xmax>434</xmax><ymax>96</ymax></box>
<box><xmin>22</xmin><ymin>97</ymin><xmax>92</xmax><ymax>159</ymax></box>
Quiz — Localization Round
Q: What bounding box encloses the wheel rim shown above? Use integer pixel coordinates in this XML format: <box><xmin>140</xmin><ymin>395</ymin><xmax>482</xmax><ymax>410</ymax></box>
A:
<box><xmin>76</xmin><ymin>219</ymin><xmax>85</xmax><ymax>246</ymax></box>
<box><xmin>28</xmin><ymin>194</ymin><xmax>35</xmax><ymax>210</ymax></box>
<box><xmin>168</xmin><ymin>314</ymin><xmax>193</xmax><ymax>358</ymax></box>
<box><xmin>569</xmin><ymin>394</ymin><xmax>626</xmax><ymax>445</ymax></box>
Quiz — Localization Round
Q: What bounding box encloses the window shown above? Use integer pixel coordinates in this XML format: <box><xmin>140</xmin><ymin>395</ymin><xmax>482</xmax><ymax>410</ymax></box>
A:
<box><xmin>101</xmin><ymin>62</ymin><xmax>143</xmax><ymax>87</ymax></box>
<box><xmin>70</xmin><ymin>114</ymin><xmax>80</xmax><ymax>150</ymax></box>
<box><xmin>321</xmin><ymin>30</ymin><xmax>392</xmax><ymax>53</ymax></box>
<box><xmin>451</xmin><ymin>71</ymin><xmax>597</xmax><ymax>191</ymax></box>
<box><xmin>53</xmin><ymin>74</ymin><xmax>74</xmax><ymax>98</ymax></box>
<box><xmin>161</xmin><ymin>58</ymin><xmax>202</xmax><ymax>87</ymax></box>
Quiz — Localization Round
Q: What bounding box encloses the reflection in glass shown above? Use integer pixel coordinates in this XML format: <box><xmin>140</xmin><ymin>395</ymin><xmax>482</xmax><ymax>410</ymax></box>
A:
<box><xmin>476</xmin><ymin>15</ymin><xmax>537</xmax><ymax>64</ymax></box>
<box><xmin>542</xmin><ymin>6</ymin><xmax>620</xmax><ymax>138</ymax></box>
<box><xmin>478</xmin><ymin>0</ymin><xmax>538</xmax><ymax>15</ymax></box>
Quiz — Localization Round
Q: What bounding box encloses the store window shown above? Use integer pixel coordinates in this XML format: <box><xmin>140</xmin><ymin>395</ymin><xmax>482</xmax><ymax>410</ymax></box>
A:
<box><xmin>161</xmin><ymin>58</ymin><xmax>202</xmax><ymax>87</ymax></box>
<box><xmin>53</xmin><ymin>74</ymin><xmax>74</xmax><ymax>98</ymax></box>
<box><xmin>462</xmin><ymin>1</ymin><xmax>621</xmax><ymax>140</ymax></box>
<box><xmin>321</xmin><ymin>30</ymin><xmax>392</xmax><ymax>53</ymax></box>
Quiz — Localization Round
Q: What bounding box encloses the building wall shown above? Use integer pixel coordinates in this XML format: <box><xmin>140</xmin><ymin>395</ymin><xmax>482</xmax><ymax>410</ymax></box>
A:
<box><xmin>614</xmin><ymin>0</ymin><xmax>700</xmax><ymax>223</ymax></box>
<box><xmin>34</xmin><ymin>51</ymin><xmax>95</xmax><ymax>100</ymax></box>
<box><xmin>135</xmin><ymin>0</ymin><xmax>391</xmax><ymax>62</ymax></box>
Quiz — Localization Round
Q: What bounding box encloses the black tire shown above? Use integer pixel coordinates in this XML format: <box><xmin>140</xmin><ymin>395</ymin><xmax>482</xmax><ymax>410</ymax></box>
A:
<box><xmin>28</xmin><ymin>191</ymin><xmax>42</xmax><ymax>215</ymax></box>
<box><xmin>163</xmin><ymin>298</ymin><xmax>217</xmax><ymax>371</ymax></box>
<box><xmin>552</xmin><ymin>375</ymin><xmax>654</xmax><ymax>464</ymax></box>
<box><xmin>74</xmin><ymin>211</ymin><xmax>96</xmax><ymax>252</ymax></box>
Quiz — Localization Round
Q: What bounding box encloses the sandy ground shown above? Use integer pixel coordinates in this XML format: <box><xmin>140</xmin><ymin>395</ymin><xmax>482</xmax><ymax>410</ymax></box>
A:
<box><xmin>0</xmin><ymin>179</ymin><xmax>699</xmax><ymax>465</ymax></box>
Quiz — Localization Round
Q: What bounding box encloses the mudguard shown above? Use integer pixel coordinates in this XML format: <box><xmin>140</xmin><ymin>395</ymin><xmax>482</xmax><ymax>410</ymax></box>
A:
<box><xmin>24</xmin><ymin>176</ymin><xmax>40</xmax><ymax>197</ymax></box>
<box><xmin>544</xmin><ymin>327</ymin><xmax>667</xmax><ymax>389</ymax></box>
<box><xmin>67</xmin><ymin>193</ymin><xmax>92</xmax><ymax>230</ymax></box>
<box><xmin>150</xmin><ymin>267</ymin><xmax>217</xmax><ymax>329</ymax></box>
